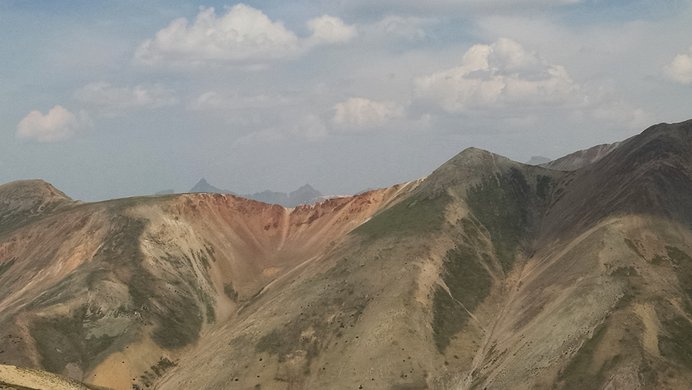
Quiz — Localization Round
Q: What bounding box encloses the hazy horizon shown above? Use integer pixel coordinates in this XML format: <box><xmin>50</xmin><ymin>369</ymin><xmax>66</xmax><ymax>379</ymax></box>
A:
<box><xmin>2</xmin><ymin>0</ymin><xmax>692</xmax><ymax>201</ymax></box>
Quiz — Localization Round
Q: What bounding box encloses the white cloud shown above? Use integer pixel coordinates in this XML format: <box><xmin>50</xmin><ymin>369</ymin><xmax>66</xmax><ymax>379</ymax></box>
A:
<box><xmin>333</xmin><ymin>97</ymin><xmax>404</xmax><ymax>129</ymax></box>
<box><xmin>135</xmin><ymin>4</ymin><xmax>355</xmax><ymax>67</ymax></box>
<box><xmin>16</xmin><ymin>105</ymin><xmax>88</xmax><ymax>143</ymax></box>
<box><xmin>414</xmin><ymin>38</ymin><xmax>579</xmax><ymax>113</ymax></box>
<box><xmin>411</xmin><ymin>38</ymin><xmax>651</xmax><ymax>132</ymax></box>
<box><xmin>75</xmin><ymin>82</ymin><xmax>177</xmax><ymax>115</ymax></box>
<box><xmin>307</xmin><ymin>15</ymin><xmax>357</xmax><ymax>45</ymax></box>
<box><xmin>664</xmin><ymin>47</ymin><xmax>692</xmax><ymax>85</ymax></box>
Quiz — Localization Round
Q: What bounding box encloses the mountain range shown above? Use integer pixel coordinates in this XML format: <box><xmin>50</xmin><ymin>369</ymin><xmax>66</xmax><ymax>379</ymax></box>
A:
<box><xmin>188</xmin><ymin>179</ymin><xmax>323</xmax><ymax>208</ymax></box>
<box><xmin>1</xmin><ymin>120</ymin><xmax>691</xmax><ymax>389</ymax></box>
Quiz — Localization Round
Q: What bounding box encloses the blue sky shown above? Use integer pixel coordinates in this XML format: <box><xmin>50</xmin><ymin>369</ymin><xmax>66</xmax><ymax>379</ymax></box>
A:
<box><xmin>2</xmin><ymin>0</ymin><xmax>692</xmax><ymax>200</ymax></box>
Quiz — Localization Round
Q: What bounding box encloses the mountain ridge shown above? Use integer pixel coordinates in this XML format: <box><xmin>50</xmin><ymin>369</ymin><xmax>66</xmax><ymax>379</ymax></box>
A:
<box><xmin>1</xmin><ymin>119</ymin><xmax>692</xmax><ymax>389</ymax></box>
<box><xmin>541</xmin><ymin>141</ymin><xmax>622</xmax><ymax>171</ymax></box>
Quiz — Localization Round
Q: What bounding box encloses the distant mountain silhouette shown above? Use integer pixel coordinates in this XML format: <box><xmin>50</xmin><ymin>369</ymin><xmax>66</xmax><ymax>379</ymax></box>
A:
<box><xmin>188</xmin><ymin>179</ymin><xmax>322</xmax><ymax>207</ymax></box>
<box><xmin>189</xmin><ymin>178</ymin><xmax>235</xmax><ymax>195</ymax></box>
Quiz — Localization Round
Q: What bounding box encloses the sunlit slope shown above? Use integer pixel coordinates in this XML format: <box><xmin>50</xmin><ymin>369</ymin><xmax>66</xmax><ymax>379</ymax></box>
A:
<box><xmin>0</xmin><ymin>182</ymin><xmax>416</xmax><ymax>390</ymax></box>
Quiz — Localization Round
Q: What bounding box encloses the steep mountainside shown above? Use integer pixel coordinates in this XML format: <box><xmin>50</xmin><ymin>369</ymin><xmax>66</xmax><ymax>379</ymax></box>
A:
<box><xmin>461</xmin><ymin>120</ymin><xmax>692</xmax><ymax>389</ymax></box>
<box><xmin>1</xmin><ymin>120</ymin><xmax>692</xmax><ymax>390</ymax></box>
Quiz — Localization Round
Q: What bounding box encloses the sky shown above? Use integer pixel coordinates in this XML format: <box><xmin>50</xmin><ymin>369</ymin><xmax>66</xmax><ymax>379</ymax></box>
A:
<box><xmin>1</xmin><ymin>0</ymin><xmax>692</xmax><ymax>201</ymax></box>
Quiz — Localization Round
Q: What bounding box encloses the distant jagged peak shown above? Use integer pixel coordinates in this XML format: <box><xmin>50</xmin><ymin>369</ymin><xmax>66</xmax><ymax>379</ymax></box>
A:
<box><xmin>188</xmin><ymin>177</ymin><xmax>323</xmax><ymax>207</ymax></box>
<box><xmin>288</xmin><ymin>184</ymin><xmax>323</xmax><ymax>207</ymax></box>
<box><xmin>293</xmin><ymin>183</ymin><xmax>319</xmax><ymax>193</ymax></box>
<box><xmin>289</xmin><ymin>183</ymin><xmax>322</xmax><ymax>198</ymax></box>
<box><xmin>252</xmin><ymin>183</ymin><xmax>323</xmax><ymax>207</ymax></box>
<box><xmin>189</xmin><ymin>178</ymin><xmax>234</xmax><ymax>194</ymax></box>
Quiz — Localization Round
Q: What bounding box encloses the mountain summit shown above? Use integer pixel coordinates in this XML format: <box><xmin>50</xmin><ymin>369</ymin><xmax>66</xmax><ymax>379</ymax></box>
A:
<box><xmin>0</xmin><ymin>179</ymin><xmax>73</xmax><ymax>233</ymax></box>
<box><xmin>189</xmin><ymin>178</ymin><xmax>234</xmax><ymax>194</ymax></box>
<box><xmin>1</xmin><ymin>120</ymin><xmax>692</xmax><ymax>389</ymax></box>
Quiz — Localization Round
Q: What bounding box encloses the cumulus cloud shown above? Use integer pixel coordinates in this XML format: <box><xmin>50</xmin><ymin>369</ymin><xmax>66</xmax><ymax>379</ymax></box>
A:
<box><xmin>333</xmin><ymin>97</ymin><xmax>404</xmax><ymax>129</ymax></box>
<box><xmin>411</xmin><ymin>38</ymin><xmax>650</xmax><ymax>132</ymax></box>
<box><xmin>414</xmin><ymin>38</ymin><xmax>579</xmax><ymax>113</ymax></box>
<box><xmin>16</xmin><ymin>105</ymin><xmax>89</xmax><ymax>143</ymax></box>
<box><xmin>135</xmin><ymin>4</ymin><xmax>355</xmax><ymax>67</ymax></box>
<box><xmin>75</xmin><ymin>82</ymin><xmax>177</xmax><ymax>115</ymax></box>
<box><xmin>664</xmin><ymin>47</ymin><xmax>692</xmax><ymax>85</ymax></box>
